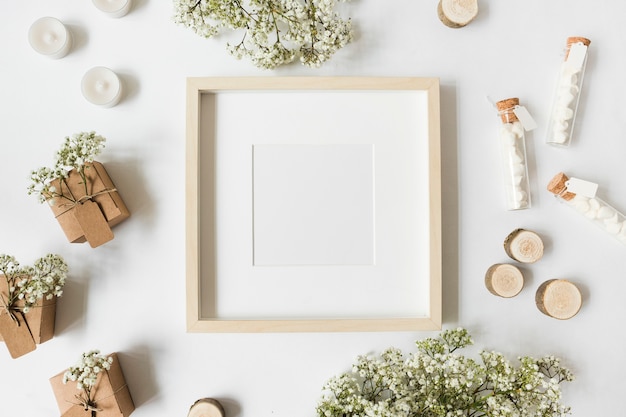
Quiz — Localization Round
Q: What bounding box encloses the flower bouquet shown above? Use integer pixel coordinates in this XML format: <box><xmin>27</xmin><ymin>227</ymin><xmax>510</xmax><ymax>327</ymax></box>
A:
<box><xmin>50</xmin><ymin>350</ymin><xmax>135</xmax><ymax>417</ymax></box>
<box><xmin>0</xmin><ymin>253</ymin><xmax>67</xmax><ymax>358</ymax></box>
<box><xmin>172</xmin><ymin>0</ymin><xmax>353</xmax><ymax>69</ymax></box>
<box><xmin>28</xmin><ymin>132</ymin><xmax>130</xmax><ymax>248</ymax></box>
<box><xmin>317</xmin><ymin>328</ymin><xmax>574</xmax><ymax>417</ymax></box>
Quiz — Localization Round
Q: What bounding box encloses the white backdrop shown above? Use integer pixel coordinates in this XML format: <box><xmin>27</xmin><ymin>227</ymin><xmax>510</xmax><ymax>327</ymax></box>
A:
<box><xmin>1</xmin><ymin>1</ymin><xmax>626</xmax><ymax>416</ymax></box>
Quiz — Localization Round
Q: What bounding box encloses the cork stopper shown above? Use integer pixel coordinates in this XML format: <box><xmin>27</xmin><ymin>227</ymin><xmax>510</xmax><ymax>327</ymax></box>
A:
<box><xmin>567</xmin><ymin>36</ymin><xmax>591</xmax><ymax>48</ymax></box>
<box><xmin>565</xmin><ymin>37</ymin><xmax>591</xmax><ymax>59</ymax></box>
<box><xmin>496</xmin><ymin>97</ymin><xmax>519</xmax><ymax>124</ymax></box>
<box><xmin>547</xmin><ymin>172</ymin><xmax>576</xmax><ymax>201</ymax></box>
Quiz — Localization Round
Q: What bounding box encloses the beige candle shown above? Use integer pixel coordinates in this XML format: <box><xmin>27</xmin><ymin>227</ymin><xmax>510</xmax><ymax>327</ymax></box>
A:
<box><xmin>28</xmin><ymin>17</ymin><xmax>72</xmax><ymax>59</ymax></box>
<box><xmin>92</xmin><ymin>0</ymin><xmax>132</xmax><ymax>18</ymax></box>
<box><xmin>81</xmin><ymin>67</ymin><xmax>123</xmax><ymax>108</ymax></box>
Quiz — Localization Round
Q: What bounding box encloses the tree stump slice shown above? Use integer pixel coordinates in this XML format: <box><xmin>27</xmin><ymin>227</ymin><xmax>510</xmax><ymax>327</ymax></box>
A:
<box><xmin>188</xmin><ymin>398</ymin><xmax>225</xmax><ymax>417</ymax></box>
<box><xmin>485</xmin><ymin>263</ymin><xmax>524</xmax><ymax>297</ymax></box>
<box><xmin>536</xmin><ymin>279</ymin><xmax>582</xmax><ymax>320</ymax></box>
<box><xmin>504</xmin><ymin>228</ymin><xmax>544</xmax><ymax>263</ymax></box>
<box><xmin>437</xmin><ymin>0</ymin><xmax>478</xmax><ymax>28</ymax></box>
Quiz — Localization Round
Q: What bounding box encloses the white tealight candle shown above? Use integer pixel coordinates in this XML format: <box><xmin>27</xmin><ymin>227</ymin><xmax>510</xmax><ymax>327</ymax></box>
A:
<box><xmin>81</xmin><ymin>66</ymin><xmax>123</xmax><ymax>108</ymax></box>
<box><xmin>28</xmin><ymin>17</ymin><xmax>72</xmax><ymax>59</ymax></box>
<box><xmin>92</xmin><ymin>0</ymin><xmax>132</xmax><ymax>18</ymax></box>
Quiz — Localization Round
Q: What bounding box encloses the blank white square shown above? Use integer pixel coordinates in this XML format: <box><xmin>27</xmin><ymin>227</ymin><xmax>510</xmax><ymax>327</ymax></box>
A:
<box><xmin>252</xmin><ymin>144</ymin><xmax>375</xmax><ymax>266</ymax></box>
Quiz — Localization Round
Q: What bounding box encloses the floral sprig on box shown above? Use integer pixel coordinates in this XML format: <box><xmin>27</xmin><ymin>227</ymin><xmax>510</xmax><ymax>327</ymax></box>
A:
<box><xmin>27</xmin><ymin>131</ymin><xmax>106</xmax><ymax>206</ymax></box>
<box><xmin>0</xmin><ymin>253</ymin><xmax>67</xmax><ymax>315</ymax></box>
<box><xmin>63</xmin><ymin>349</ymin><xmax>114</xmax><ymax>409</ymax></box>
<box><xmin>51</xmin><ymin>351</ymin><xmax>135</xmax><ymax>416</ymax></box>
<box><xmin>26</xmin><ymin>131</ymin><xmax>128</xmax><ymax>248</ymax></box>
<box><xmin>172</xmin><ymin>0</ymin><xmax>353</xmax><ymax>69</ymax></box>
<box><xmin>317</xmin><ymin>328</ymin><xmax>574</xmax><ymax>417</ymax></box>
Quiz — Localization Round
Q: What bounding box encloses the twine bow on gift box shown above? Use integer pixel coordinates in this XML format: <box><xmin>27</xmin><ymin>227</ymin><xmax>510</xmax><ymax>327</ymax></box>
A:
<box><xmin>0</xmin><ymin>294</ymin><xmax>20</xmax><ymax>324</ymax></box>
<box><xmin>57</xmin><ymin>187</ymin><xmax>118</xmax><ymax>209</ymax></box>
<box><xmin>66</xmin><ymin>393</ymin><xmax>102</xmax><ymax>417</ymax></box>
<box><xmin>63</xmin><ymin>386</ymin><xmax>130</xmax><ymax>417</ymax></box>
<box><xmin>0</xmin><ymin>290</ymin><xmax>38</xmax><ymax>358</ymax></box>
<box><xmin>61</xmin><ymin>384</ymin><xmax>128</xmax><ymax>417</ymax></box>
<box><xmin>57</xmin><ymin>383</ymin><xmax>134</xmax><ymax>417</ymax></box>
<box><xmin>50</xmin><ymin>167</ymin><xmax>119</xmax><ymax>247</ymax></box>
<box><xmin>64</xmin><ymin>383</ymin><xmax>129</xmax><ymax>416</ymax></box>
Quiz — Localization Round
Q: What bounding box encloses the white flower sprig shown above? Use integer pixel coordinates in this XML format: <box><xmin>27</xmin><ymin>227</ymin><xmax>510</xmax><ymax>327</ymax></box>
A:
<box><xmin>0</xmin><ymin>254</ymin><xmax>67</xmax><ymax>315</ymax></box>
<box><xmin>172</xmin><ymin>0</ymin><xmax>353</xmax><ymax>69</ymax></box>
<box><xmin>27</xmin><ymin>131</ymin><xmax>106</xmax><ymax>205</ymax></box>
<box><xmin>317</xmin><ymin>328</ymin><xmax>575</xmax><ymax>417</ymax></box>
<box><xmin>63</xmin><ymin>350</ymin><xmax>113</xmax><ymax>410</ymax></box>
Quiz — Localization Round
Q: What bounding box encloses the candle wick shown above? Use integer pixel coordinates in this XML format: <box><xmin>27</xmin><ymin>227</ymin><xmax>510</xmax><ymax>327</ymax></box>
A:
<box><xmin>44</xmin><ymin>33</ymin><xmax>57</xmax><ymax>44</ymax></box>
<box><xmin>95</xmin><ymin>81</ymin><xmax>108</xmax><ymax>92</ymax></box>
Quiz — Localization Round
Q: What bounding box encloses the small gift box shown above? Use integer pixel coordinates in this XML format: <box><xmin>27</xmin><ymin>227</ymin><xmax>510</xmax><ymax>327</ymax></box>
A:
<box><xmin>0</xmin><ymin>254</ymin><xmax>67</xmax><ymax>358</ymax></box>
<box><xmin>48</xmin><ymin>161</ymin><xmax>130</xmax><ymax>248</ymax></box>
<box><xmin>0</xmin><ymin>284</ymin><xmax>57</xmax><ymax>358</ymax></box>
<box><xmin>28</xmin><ymin>132</ymin><xmax>130</xmax><ymax>248</ymax></box>
<box><xmin>50</xmin><ymin>351</ymin><xmax>135</xmax><ymax>417</ymax></box>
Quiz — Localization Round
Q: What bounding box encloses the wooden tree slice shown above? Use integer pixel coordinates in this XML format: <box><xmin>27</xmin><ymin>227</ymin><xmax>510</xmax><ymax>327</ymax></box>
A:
<box><xmin>188</xmin><ymin>398</ymin><xmax>225</xmax><ymax>417</ymax></box>
<box><xmin>437</xmin><ymin>0</ymin><xmax>478</xmax><ymax>28</ymax></box>
<box><xmin>485</xmin><ymin>263</ymin><xmax>524</xmax><ymax>297</ymax></box>
<box><xmin>504</xmin><ymin>228</ymin><xmax>544</xmax><ymax>263</ymax></box>
<box><xmin>536</xmin><ymin>279</ymin><xmax>582</xmax><ymax>320</ymax></box>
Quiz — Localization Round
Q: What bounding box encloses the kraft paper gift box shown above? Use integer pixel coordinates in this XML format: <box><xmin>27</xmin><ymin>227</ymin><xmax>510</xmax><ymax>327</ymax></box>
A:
<box><xmin>0</xmin><ymin>275</ymin><xmax>57</xmax><ymax>358</ymax></box>
<box><xmin>50</xmin><ymin>352</ymin><xmax>135</xmax><ymax>417</ymax></box>
<box><xmin>48</xmin><ymin>161</ymin><xmax>130</xmax><ymax>248</ymax></box>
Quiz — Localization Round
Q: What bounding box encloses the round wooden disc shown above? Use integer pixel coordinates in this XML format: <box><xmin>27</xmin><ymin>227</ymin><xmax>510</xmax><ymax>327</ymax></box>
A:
<box><xmin>438</xmin><ymin>0</ymin><xmax>478</xmax><ymax>28</ymax></box>
<box><xmin>188</xmin><ymin>398</ymin><xmax>225</xmax><ymax>417</ymax></box>
<box><xmin>504</xmin><ymin>229</ymin><xmax>544</xmax><ymax>263</ymax></box>
<box><xmin>536</xmin><ymin>279</ymin><xmax>582</xmax><ymax>320</ymax></box>
<box><xmin>485</xmin><ymin>263</ymin><xmax>524</xmax><ymax>297</ymax></box>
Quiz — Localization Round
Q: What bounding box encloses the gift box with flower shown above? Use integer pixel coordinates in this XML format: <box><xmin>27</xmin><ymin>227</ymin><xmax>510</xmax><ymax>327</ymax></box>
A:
<box><xmin>28</xmin><ymin>132</ymin><xmax>130</xmax><ymax>248</ymax></box>
<box><xmin>0</xmin><ymin>254</ymin><xmax>67</xmax><ymax>358</ymax></box>
<box><xmin>50</xmin><ymin>350</ymin><xmax>135</xmax><ymax>417</ymax></box>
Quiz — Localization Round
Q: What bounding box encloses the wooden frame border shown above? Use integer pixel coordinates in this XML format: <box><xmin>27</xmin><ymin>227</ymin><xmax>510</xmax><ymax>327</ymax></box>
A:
<box><xmin>186</xmin><ymin>77</ymin><xmax>442</xmax><ymax>332</ymax></box>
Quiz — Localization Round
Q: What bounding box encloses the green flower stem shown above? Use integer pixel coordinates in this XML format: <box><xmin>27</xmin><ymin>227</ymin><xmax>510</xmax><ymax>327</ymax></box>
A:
<box><xmin>269</xmin><ymin>7</ymin><xmax>281</xmax><ymax>43</ymax></box>
<box><xmin>54</xmin><ymin>179</ymin><xmax>79</xmax><ymax>205</ymax></box>
<box><xmin>306</xmin><ymin>0</ymin><xmax>318</xmax><ymax>41</ymax></box>
<box><xmin>78</xmin><ymin>166</ymin><xmax>89</xmax><ymax>199</ymax></box>
<box><xmin>234</xmin><ymin>0</ymin><xmax>257</xmax><ymax>23</ymax></box>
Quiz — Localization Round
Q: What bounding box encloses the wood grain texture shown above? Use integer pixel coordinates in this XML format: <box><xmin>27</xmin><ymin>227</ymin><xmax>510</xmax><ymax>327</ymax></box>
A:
<box><xmin>188</xmin><ymin>398</ymin><xmax>225</xmax><ymax>417</ymax></box>
<box><xmin>437</xmin><ymin>0</ymin><xmax>478</xmax><ymax>28</ymax></box>
<box><xmin>485</xmin><ymin>263</ymin><xmax>524</xmax><ymax>298</ymax></box>
<box><xmin>504</xmin><ymin>228</ymin><xmax>544</xmax><ymax>263</ymax></box>
<box><xmin>536</xmin><ymin>279</ymin><xmax>582</xmax><ymax>320</ymax></box>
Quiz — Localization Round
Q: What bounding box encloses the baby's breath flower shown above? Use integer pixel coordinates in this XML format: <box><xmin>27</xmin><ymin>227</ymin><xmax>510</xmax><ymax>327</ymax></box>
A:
<box><xmin>317</xmin><ymin>328</ymin><xmax>574</xmax><ymax>417</ymax></box>
<box><xmin>172</xmin><ymin>0</ymin><xmax>353</xmax><ymax>69</ymax></box>
<box><xmin>27</xmin><ymin>131</ymin><xmax>106</xmax><ymax>205</ymax></box>
<box><xmin>61</xmin><ymin>351</ymin><xmax>113</xmax><ymax>413</ymax></box>
<box><xmin>63</xmin><ymin>350</ymin><xmax>113</xmax><ymax>390</ymax></box>
<box><xmin>0</xmin><ymin>253</ymin><xmax>68</xmax><ymax>313</ymax></box>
